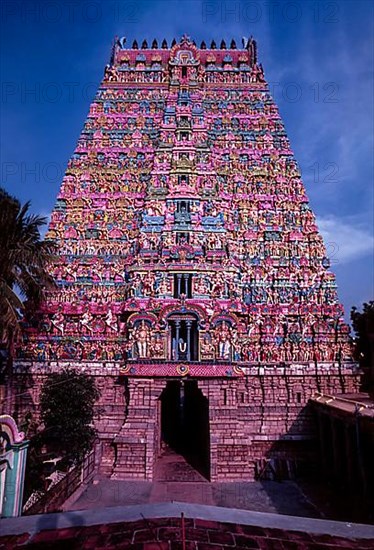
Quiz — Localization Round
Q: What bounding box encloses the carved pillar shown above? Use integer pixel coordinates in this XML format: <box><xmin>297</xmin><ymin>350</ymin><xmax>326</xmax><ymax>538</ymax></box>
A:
<box><xmin>186</xmin><ymin>320</ymin><xmax>192</xmax><ymax>361</ymax></box>
<box><xmin>183</xmin><ymin>273</ymin><xmax>189</xmax><ymax>297</ymax></box>
<box><xmin>175</xmin><ymin>320</ymin><xmax>180</xmax><ymax>360</ymax></box>
<box><xmin>177</xmin><ymin>274</ymin><xmax>182</xmax><ymax>297</ymax></box>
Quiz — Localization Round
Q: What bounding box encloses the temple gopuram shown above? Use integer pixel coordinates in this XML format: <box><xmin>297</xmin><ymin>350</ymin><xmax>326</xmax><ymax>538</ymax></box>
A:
<box><xmin>11</xmin><ymin>36</ymin><xmax>360</xmax><ymax>481</ymax></box>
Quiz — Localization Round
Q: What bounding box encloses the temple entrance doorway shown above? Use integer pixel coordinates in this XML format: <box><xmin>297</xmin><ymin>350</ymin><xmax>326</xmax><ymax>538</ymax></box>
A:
<box><xmin>158</xmin><ymin>380</ymin><xmax>210</xmax><ymax>480</ymax></box>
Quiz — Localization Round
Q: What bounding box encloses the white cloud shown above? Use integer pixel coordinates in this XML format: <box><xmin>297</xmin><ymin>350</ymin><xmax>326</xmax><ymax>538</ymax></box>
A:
<box><xmin>317</xmin><ymin>215</ymin><xmax>374</xmax><ymax>264</ymax></box>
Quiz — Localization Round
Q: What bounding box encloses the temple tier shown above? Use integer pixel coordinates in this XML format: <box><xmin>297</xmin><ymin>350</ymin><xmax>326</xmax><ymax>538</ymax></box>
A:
<box><xmin>12</xmin><ymin>36</ymin><xmax>360</xmax><ymax>481</ymax></box>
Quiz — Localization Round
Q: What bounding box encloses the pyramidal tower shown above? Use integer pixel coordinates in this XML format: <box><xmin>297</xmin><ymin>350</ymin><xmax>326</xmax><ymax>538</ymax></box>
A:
<box><xmin>13</xmin><ymin>36</ymin><xmax>359</xmax><ymax>480</ymax></box>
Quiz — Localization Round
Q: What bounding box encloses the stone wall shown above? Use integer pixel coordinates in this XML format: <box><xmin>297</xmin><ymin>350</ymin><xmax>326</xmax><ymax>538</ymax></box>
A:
<box><xmin>311</xmin><ymin>393</ymin><xmax>374</xmax><ymax>523</ymax></box>
<box><xmin>5</xmin><ymin>361</ymin><xmax>361</xmax><ymax>482</ymax></box>
<box><xmin>1</xmin><ymin>503</ymin><xmax>373</xmax><ymax>549</ymax></box>
<box><xmin>24</xmin><ymin>445</ymin><xmax>100</xmax><ymax>515</ymax></box>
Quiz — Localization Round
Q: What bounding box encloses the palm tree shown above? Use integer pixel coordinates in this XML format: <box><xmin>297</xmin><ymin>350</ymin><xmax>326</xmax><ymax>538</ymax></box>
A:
<box><xmin>0</xmin><ymin>187</ymin><xmax>55</xmax><ymax>347</ymax></box>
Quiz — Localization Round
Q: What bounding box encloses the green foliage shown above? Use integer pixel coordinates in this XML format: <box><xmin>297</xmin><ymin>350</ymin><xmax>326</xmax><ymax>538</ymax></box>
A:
<box><xmin>351</xmin><ymin>301</ymin><xmax>374</xmax><ymax>367</ymax></box>
<box><xmin>23</xmin><ymin>433</ymin><xmax>46</xmax><ymax>501</ymax></box>
<box><xmin>40</xmin><ymin>368</ymin><xmax>101</xmax><ymax>464</ymax></box>
<box><xmin>21</xmin><ymin>412</ymin><xmax>48</xmax><ymax>502</ymax></box>
<box><xmin>0</xmin><ymin>187</ymin><xmax>55</xmax><ymax>344</ymax></box>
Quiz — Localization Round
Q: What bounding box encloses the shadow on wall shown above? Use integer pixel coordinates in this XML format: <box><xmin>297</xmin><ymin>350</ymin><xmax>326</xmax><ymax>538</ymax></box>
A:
<box><xmin>256</xmin><ymin>401</ymin><xmax>374</xmax><ymax>524</ymax></box>
<box><xmin>34</xmin><ymin>512</ymin><xmax>85</xmax><ymax>542</ymax></box>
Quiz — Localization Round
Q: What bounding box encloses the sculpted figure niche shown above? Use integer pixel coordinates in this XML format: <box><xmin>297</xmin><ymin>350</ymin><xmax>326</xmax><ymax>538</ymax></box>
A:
<box><xmin>132</xmin><ymin>320</ymin><xmax>151</xmax><ymax>358</ymax></box>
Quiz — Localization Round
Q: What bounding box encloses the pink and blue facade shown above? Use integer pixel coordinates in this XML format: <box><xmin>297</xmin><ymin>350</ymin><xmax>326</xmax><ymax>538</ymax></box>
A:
<box><xmin>11</xmin><ymin>36</ymin><xmax>360</xmax><ymax>480</ymax></box>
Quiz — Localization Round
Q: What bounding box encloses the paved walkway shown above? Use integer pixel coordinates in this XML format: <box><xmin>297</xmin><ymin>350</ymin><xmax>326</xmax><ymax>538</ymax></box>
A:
<box><xmin>67</xmin><ymin>448</ymin><xmax>320</xmax><ymax>519</ymax></box>
<box><xmin>154</xmin><ymin>446</ymin><xmax>208</xmax><ymax>482</ymax></box>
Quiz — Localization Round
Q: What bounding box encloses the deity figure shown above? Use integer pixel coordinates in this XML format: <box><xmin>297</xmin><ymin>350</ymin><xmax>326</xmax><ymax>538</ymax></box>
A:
<box><xmin>158</xmin><ymin>273</ymin><xmax>170</xmax><ymax>295</ymax></box>
<box><xmin>339</xmin><ymin>342</ymin><xmax>352</xmax><ymax>361</ymax></box>
<box><xmin>133</xmin><ymin>320</ymin><xmax>151</xmax><ymax>358</ymax></box>
<box><xmin>150</xmin><ymin>334</ymin><xmax>165</xmax><ymax>358</ymax></box>
<box><xmin>194</xmin><ymin>275</ymin><xmax>209</xmax><ymax>295</ymax></box>
<box><xmin>215</xmin><ymin>321</ymin><xmax>233</xmax><ymax>360</ymax></box>
<box><xmin>80</xmin><ymin>310</ymin><xmax>94</xmax><ymax>333</ymax></box>
<box><xmin>51</xmin><ymin>309</ymin><xmax>64</xmax><ymax>335</ymax></box>
<box><xmin>105</xmin><ymin>308</ymin><xmax>118</xmax><ymax>332</ymax></box>
<box><xmin>200</xmin><ymin>334</ymin><xmax>215</xmax><ymax>358</ymax></box>
<box><xmin>104</xmin><ymin>65</ymin><xmax>118</xmax><ymax>82</ymax></box>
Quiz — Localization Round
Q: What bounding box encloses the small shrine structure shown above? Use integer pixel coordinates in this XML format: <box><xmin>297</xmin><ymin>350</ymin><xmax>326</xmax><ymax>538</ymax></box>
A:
<box><xmin>0</xmin><ymin>415</ymin><xmax>29</xmax><ymax>517</ymax></box>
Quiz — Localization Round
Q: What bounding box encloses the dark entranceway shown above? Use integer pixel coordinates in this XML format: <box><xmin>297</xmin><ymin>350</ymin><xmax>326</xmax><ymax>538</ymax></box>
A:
<box><xmin>160</xmin><ymin>380</ymin><xmax>210</xmax><ymax>479</ymax></box>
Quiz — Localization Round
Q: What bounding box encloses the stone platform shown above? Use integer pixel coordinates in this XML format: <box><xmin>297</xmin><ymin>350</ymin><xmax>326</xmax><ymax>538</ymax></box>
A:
<box><xmin>66</xmin><ymin>448</ymin><xmax>321</xmax><ymax>519</ymax></box>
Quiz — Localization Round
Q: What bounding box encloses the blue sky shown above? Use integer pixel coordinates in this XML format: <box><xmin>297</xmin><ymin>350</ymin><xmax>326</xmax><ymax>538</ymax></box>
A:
<box><xmin>0</xmin><ymin>0</ymin><xmax>373</xmax><ymax>321</ymax></box>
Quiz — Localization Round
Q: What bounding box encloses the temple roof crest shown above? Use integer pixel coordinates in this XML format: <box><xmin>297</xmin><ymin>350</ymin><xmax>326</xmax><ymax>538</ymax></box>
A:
<box><xmin>169</xmin><ymin>35</ymin><xmax>200</xmax><ymax>66</ymax></box>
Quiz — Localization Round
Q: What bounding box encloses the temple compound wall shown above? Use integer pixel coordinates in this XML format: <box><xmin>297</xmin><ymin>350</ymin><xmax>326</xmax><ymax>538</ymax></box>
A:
<box><xmin>8</xmin><ymin>362</ymin><xmax>360</xmax><ymax>481</ymax></box>
<box><xmin>7</xmin><ymin>35</ymin><xmax>361</xmax><ymax>482</ymax></box>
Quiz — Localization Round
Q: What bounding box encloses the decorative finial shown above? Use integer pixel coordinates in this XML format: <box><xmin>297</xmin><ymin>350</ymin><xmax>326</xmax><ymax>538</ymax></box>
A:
<box><xmin>248</xmin><ymin>36</ymin><xmax>258</xmax><ymax>65</ymax></box>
